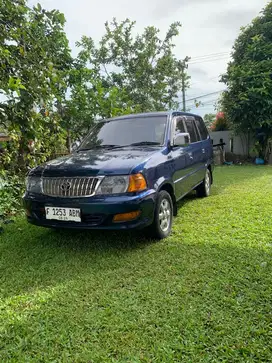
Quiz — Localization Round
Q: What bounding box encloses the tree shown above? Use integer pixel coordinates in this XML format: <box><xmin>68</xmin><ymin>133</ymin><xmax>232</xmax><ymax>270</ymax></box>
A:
<box><xmin>0</xmin><ymin>6</ymin><xmax>189</xmax><ymax>168</ymax></box>
<box><xmin>0</xmin><ymin>0</ymin><xmax>71</xmax><ymax>170</ymax></box>
<box><xmin>76</xmin><ymin>19</ymin><xmax>188</xmax><ymax>114</ymax></box>
<box><xmin>203</xmin><ymin>113</ymin><xmax>216</xmax><ymax>130</ymax></box>
<box><xmin>210</xmin><ymin>112</ymin><xmax>229</xmax><ymax>131</ymax></box>
<box><xmin>56</xmin><ymin>51</ymin><xmax>136</xmax><ymax>151</ymax></box>
<box><xmin>60</xmin><ymin>19</ymin><xmax>189</xmax><ymax>149</ymax></box>
<box><xmin>221</xmin><ymin>2</ymin><xmax>272</xmax><ymax>160</ymax></box>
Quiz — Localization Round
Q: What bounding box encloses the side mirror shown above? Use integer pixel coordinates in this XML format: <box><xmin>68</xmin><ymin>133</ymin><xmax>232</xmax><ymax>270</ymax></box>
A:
<box><xmin>71</xmin><ymin>141</ymin><xmax>81</xmax><ymax>153</ymax></box>
<box><xmin>174</xmin><ymin>132</ymin><xmax>190</xmax><ymax>147</ymax></box>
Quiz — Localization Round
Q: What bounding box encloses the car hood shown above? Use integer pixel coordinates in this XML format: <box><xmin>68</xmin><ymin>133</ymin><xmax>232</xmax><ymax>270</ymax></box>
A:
<box><xmin>32</xmin><ymin>147</ymin><xmax>161</xmax><ymax>177</ymax></box>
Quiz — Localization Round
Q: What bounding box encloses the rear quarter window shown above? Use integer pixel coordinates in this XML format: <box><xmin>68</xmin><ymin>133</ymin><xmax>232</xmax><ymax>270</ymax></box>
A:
<box><xmin>184</xmin><ymin>119</ymin><xmax>198</xmax><ymax>143</ymax></box>
<box><xmin>195</xmin><ymin>117</ymin><xmax>209</xmax><ymax>140</ymax></box>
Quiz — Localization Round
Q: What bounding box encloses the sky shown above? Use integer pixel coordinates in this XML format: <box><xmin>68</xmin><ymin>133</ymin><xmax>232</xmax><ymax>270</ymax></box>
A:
<box><xmin>29</xmin><ymin>0</ymin><xmax>269</xmax><ymax>116</ymax></box>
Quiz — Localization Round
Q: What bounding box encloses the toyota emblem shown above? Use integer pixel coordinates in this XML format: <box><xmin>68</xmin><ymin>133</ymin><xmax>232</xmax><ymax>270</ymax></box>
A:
<box><xmin>61</xmin><ymin>181</ymin><xmax>71</xmax><ymax>192</ymax></box>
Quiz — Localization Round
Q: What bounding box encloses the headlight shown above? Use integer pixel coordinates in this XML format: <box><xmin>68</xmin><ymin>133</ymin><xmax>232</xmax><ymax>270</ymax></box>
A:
<box><xmin>95</xmin><ymin>174</ymin><xmax>147</xmax><ymax>195</ymax></box>
<box><xmin>96</xmin><ymin>176</ymin><xmax>129</xmax><ymax>195</ymax></box>
<box><xmin>26</xmin><ymin>176</ymin><xmax>42</xmax><ymax>193</ymax></box>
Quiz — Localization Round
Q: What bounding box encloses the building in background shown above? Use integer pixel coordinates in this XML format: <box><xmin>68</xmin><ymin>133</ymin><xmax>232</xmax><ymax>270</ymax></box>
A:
<box><xmin>210</xmin><ymin>130</ymin><xmax>272</xmax><ymax>165</ymax></box>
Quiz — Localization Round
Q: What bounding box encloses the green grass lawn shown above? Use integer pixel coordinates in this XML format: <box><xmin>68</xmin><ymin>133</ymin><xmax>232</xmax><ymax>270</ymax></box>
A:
<box><xmin>0</xmin><ymin>166</ymin><xmax>272</xmax><ymax>362</ymax></box>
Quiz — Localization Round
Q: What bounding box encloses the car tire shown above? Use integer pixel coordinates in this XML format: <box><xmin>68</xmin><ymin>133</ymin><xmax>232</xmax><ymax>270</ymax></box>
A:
<box><xmin>148</xmin><ymin>190</ymin><xmax>173</xmax><ymax>240</ymax></box>
<box><xmin>196</xmin><ymin>168</ymin><xmax>212</xmax><ymax>198</ymax></box>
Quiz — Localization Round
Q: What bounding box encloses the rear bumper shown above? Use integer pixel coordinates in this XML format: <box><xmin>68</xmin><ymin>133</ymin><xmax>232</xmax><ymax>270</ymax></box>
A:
<box><xmin>22</xmin><ymin>190</ymin><xmax>156</xmax><ymax>230</ymax></box>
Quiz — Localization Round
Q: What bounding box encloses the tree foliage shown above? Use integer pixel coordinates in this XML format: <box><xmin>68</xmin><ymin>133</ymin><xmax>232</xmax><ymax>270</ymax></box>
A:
<box><xmin>60</xmin><ymin>19</ymin><xmax>189</xmax><ymax>149</ymax></box>
<box><xmin>203</xmin><ymin>113</ymin><xmax>216</xmax><ymax>130</ymax></box>
<box><xmin>0</xmin><ymin>0</ymin><xmax>71</xmax><ymax>170</ymax></box>
<box><xmin>61</xmin><ymin>51</ymin><xmax>136</xmax><ymax>148</ymax></box>
<box><xmin>0</xmin><ymin>3</ymin><xmax>189</xmax><ymax>169</ymax></box>
<box><xmin>76</xmin><ymin>19</ymin><xmax>186</xmax><ymax>112</ymax></box>
<box><xmin>0</xmin><ymin>3</ymin><xmax>190</xmax><ymax>221</ymax></box>
<box><xmin>221</xmin><ymin>2</ymin><xmax>272</xmax><ymax>159</ymax></box>
<box><xmin>210</xmin><ymin>112</ymin><xmax>229</xmax><ymax>131</ymax></box>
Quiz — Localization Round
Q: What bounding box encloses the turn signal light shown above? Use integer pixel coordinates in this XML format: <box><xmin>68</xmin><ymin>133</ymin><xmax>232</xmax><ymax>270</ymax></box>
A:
<box><xmin>127</xmin><ymin>173</ymin><xmax>147</xmax><ymax>193</ymax></box>
<box><xmin>113</xmin><ymin>211</ymin><xmax>141</xmax><ymax>223</ymax></box>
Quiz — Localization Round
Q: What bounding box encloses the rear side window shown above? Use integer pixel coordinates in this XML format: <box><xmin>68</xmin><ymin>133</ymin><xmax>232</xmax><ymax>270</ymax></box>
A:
<box><xmin>184</xmin><ymin>119</ymin><xmax>198</xmax><ymax>143</ymax></box>
<box><xmin>195</xmin><ymin>117</ymin><xmax>209</xmax><ymax>140</ymax></box>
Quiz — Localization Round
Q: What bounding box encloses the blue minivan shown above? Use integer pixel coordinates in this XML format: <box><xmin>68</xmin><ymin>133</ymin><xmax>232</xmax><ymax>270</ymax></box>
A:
<box><xmin>23</xmin><ymin>111</ymin><xmax>213</xmax><ymax>239</ymax></box>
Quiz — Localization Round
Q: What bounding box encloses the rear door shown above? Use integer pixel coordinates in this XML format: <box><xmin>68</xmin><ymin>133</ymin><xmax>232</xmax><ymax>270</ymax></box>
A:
<box><xmin>170</xmin><ymin>116</ymin><xmax>192</xmax><ymax>199</ymax></box>
<box><xmin>183</xmin><ymin>117</ymin><xmax>204</xmax><ymax>188</ymax></box>
<box><xmin>195</xmin><ymin>116</ymin><xmax>212</xmax><ymax>163</ymax></box>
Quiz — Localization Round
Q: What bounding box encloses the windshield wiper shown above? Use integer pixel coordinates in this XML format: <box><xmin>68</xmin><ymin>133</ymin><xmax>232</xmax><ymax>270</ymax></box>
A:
<box><xmin>127</xmin><ymin>141</ymin><xmax>161</xmax><ymax>147</ymax></box>
<box><xmin>77</xmin><ymin>145</ymin><xmax>121</xmax><ymax>152</ymax></box>
<box><xmin>77</xmin><ymin>142</ymin><xmax>160</xmax><ymax>152</ymax></box>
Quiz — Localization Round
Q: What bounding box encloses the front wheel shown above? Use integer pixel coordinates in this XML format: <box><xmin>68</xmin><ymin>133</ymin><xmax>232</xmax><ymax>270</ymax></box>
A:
<box><xmin>196</xmin><ymin>168</ymin><xmax>212</xmax><ymax>198</ymax></box>
<box><xmin>148</xmin><ymin>190</ymin><xmax>173</xmax><ymax>240</ymax></box>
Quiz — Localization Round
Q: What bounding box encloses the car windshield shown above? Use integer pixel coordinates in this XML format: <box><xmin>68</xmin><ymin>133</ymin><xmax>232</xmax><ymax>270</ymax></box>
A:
<box><xmin>78</xmin><ymin>115</ymin><xmax>167</xmax><ymax>150</ymax></box>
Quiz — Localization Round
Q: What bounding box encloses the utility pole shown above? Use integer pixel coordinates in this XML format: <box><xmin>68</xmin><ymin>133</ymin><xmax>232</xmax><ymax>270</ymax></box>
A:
<box><xmin>181</xmin><ymin>73</ymin><xmax>186</xmax><ymax>112</ymax></box>
<box><xmin>179</xmin><ymin>57</ymin><xmax>190</xmax><ymax>112</ymax></box>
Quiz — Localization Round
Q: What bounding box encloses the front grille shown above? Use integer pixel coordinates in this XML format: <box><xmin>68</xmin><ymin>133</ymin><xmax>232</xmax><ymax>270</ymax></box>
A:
<box><xmin>42</xmin><ymin>177</ymin><xmax>100</xmax><ymax>197</ymax></box>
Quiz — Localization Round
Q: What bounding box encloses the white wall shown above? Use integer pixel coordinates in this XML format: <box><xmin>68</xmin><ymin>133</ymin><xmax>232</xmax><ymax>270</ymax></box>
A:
<box><xmin>210</xmin><ymin>131</ymin><xmax>257</xmax><ymax>157</ymax></box>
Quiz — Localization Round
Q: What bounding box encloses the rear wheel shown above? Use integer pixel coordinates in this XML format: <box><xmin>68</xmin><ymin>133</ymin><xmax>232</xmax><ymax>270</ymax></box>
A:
<box><xmin>196</xmin><ymin>168</ymin><xmax>211</xmax><ymax>198</ymax></box>
<box><xmin>148</xmin><ymin>190</ymin><xmax>173</xmax><ymax>240</ymax></box>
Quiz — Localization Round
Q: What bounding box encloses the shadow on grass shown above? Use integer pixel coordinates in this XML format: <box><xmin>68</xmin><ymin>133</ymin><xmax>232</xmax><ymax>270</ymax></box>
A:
<box><xmin>47</xmin><ymin>227</ymin><xmax>154</xmax><ymax>251</ymax></box>
<box><xmin>0</xmin><ymin>221</ymin><xmax>156</xmax><ymax>298</ymax></box>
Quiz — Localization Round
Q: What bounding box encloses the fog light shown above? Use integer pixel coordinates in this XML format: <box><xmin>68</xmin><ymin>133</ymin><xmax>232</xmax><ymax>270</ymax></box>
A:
<box><xmin>113</xmin><ymin>211</ymin><xmax>141</xmax><ymax>223</ymax></box>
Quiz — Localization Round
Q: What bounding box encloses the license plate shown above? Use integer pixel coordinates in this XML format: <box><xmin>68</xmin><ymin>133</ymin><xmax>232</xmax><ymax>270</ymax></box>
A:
<box><xmin>45</xmin><ymin>207</ymin><xmax>81</xmax><ymax>222</ymax></box>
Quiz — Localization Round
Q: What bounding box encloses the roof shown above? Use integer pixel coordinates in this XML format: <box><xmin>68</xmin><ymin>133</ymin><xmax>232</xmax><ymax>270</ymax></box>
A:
<box><xmin>100</xmin><ymin>111</ymin><xmax>202</xmax><ymax>122</ymax></box>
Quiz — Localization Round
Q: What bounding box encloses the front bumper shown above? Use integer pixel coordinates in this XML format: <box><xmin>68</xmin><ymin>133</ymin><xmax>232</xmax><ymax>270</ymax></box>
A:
<box><xmin>22</xmin><ymin>190</ymin><xmax>156</xmax><ymax>230</ymax></box>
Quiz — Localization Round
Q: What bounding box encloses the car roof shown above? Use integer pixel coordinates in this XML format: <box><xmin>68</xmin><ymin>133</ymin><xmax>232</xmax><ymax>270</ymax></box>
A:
<box><xmin>99</xmin><ymin>111</ymin><xmax>201</xmax><ymax>122</ymax></box>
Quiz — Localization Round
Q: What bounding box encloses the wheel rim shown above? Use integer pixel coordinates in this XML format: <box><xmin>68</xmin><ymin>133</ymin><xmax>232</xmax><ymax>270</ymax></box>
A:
<box><xmin>205</xmin><ymin>171</ymin><xmax>211</xmax><ymax>194</ymax></box>
<box><xmin>159</xmin><ymin>198</ymin><xmax>171</xmax><ymax>232</ymax></box>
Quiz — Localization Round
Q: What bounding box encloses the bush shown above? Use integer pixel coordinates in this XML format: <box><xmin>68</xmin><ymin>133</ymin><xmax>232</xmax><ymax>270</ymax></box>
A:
<box><xmin>0</xmin><ymin>172</ymin><xmax>25</xmax><ymax>222</ymax></box>
<box><xmin>210</xmin><ymin>112</ymin><xmax>229</xmax><ymax>131</ymax></box>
